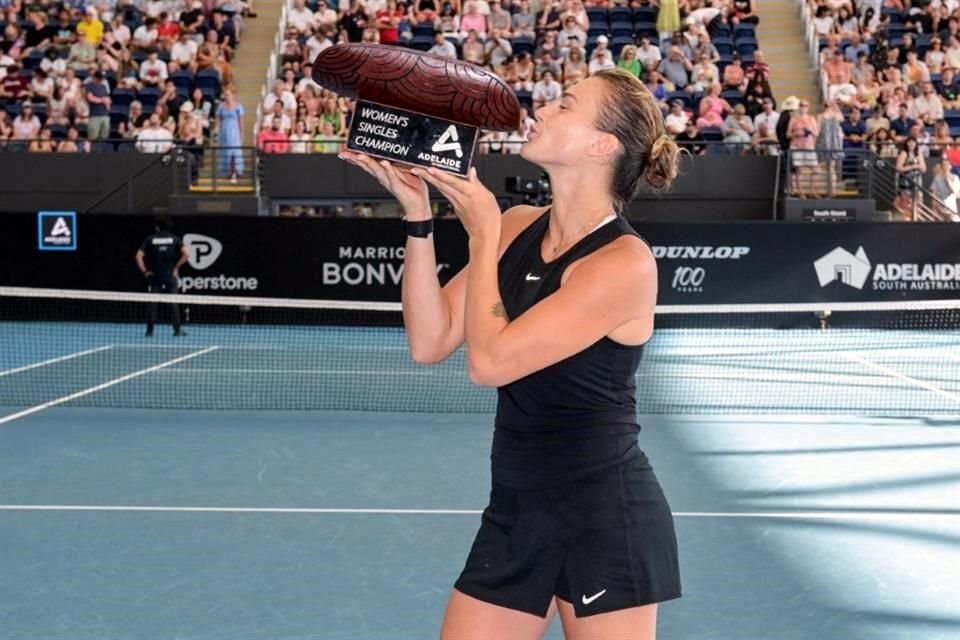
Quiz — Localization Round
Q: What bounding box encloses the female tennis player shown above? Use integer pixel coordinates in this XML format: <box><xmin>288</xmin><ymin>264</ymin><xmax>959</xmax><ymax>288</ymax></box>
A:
<box><xmin>339</xmin><ymin>68</ymin><xmax>682</xmax><ymax>640</ymax></box>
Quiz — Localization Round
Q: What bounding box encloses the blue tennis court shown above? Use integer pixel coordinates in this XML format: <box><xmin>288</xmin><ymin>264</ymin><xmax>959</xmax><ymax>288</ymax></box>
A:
<box><xmin>1</xmin><ymin>306</ymin><xmax>958</xmax><ymax>639</ymax></box>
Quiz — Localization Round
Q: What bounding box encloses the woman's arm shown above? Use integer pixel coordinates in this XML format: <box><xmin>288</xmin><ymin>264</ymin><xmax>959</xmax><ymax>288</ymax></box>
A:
<box><xmin>414</xmin><ymin>167</ymin><xmax>655</xmax><ymax>387</ymax></box>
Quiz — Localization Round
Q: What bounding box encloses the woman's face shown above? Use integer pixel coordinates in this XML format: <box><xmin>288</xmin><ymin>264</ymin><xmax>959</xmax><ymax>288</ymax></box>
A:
<box><xmin>521</xmin><ymin>76</ymin><xmax>610</xmax><ymax>167</ymax></box>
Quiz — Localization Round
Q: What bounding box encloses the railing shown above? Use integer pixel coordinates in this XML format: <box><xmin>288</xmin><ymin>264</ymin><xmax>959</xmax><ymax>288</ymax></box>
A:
<box><xmin>784</xmin><ymin>146</ymin><xmax>957</xmax><ymax>221</ymax></box>
<box><xmin>255</xmin><ymin>0</ymin><xmax>290</xmax><ymax>142</ymax></box>
<box><xmin>795</xmin><ymin>0</ymin><xmax>829</xmax><ymax>104</ymax></box>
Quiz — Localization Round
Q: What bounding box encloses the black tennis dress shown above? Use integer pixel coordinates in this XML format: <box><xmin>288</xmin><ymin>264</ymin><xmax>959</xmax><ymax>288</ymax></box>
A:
<box><xmin>454</xmin><ymin>209</ymin><xmax>682</xmax><ymax>618</ymax></box>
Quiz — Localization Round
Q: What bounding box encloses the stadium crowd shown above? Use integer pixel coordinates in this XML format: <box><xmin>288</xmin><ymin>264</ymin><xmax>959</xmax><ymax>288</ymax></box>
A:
<box><xmin>801</xmin><ymin>0</ymin><xmax>960</xmax><ymax>214</ymax></box>
<box><xmin>0</xmin><ymin>0</ymin><xmax>248</xmax><ymax>176</ymax></box>
<box><xmin>255</xmin><ymin>0</ymin><xmax>775</xmax><ymax>155</ymax></box>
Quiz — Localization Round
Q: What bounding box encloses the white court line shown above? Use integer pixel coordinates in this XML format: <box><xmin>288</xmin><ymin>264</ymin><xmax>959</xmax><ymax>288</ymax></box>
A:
<box><xmin>0</xmin><ymin>345</ymin><xmax>113</xmax><ymax>378</ymax></box>
<box><xmin>153</xmin><ymin>368</ymin><xmax>437</xmax><ymax>376</ymax></box>
<box><xmin>0</xmin><ymin>505</ymin><xmax>954</xmax><ymax>521</ymax></box>
<box><xmin>0</xmin><ymin>347</ymin><xmax>219</xmax><ymax>426</ymax></box>
<box><xmin>843</xmin><ymin>353</ymin><xmax>960</xmax><ymax>405</ymax></box>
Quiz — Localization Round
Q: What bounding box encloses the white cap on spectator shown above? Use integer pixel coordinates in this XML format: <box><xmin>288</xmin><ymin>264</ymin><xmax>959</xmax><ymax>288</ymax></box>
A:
<box><xmin>181</xmin><ymin>101</ymin><xmax>194</xmax><ymax>113</ymax></box>
<box><xmin>780</xmin><ymin>95</ymin><xmax>799</xmax><ymax>111</ymax></box>
<box><xmin>597</xmin><ymin>35</ymin><xmax>608</xmax><ymax>44</ymax></box>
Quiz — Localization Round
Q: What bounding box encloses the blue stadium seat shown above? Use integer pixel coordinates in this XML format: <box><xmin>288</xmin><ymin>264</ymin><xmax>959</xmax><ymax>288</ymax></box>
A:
<box><xmin>515</xmin><ymin>89</ymin><xmax>533</xmax><ymax>111</ymax></box>
<box><xmin>950</xmin><ymin>126</ymin><xmax>960</xmax><ymax>138</ymax></box>
<box><xmin>410</xmin><ymin>34</ymin><xmax>433</xmax><ymax>51</ymax></box>
<box><xmin>721</xmin><ymin>89</ymin><xmax>744</xmax><ymax>106</ymax></box>
<box><xmin>111</xmin><ymin>87</ymin><xmax>136</xmax><ymax>108</ymax></box>
<box><xmin>589</xmin><ymin>16</ymin><xmax>609</xmax><ymax>31</ymax></box>
<box><xmin>945</xmin><ymin>109</ymin><xmax>960</xmax><ymax>127</ymax></box>
<box><xmin>713</xmin><ymin>23</ymin><xmax>731</xmax><ymax>39</ymax></box>
<box><xmin>195</xmin><ymin>69</ymin><xmax>221</xmax><ymax>95</ymax></box>
<box><xmin>588</xmin><ymin>25</ymin><xmax>608</xmax><ymax>38</ymax></box>
<box><xmin>170</xmin><ymin>70</ymin><xmax>194</xmax><ymax>95</ymax></box>
<box><xmin>632</xmin><ymin>6</ymin><xmax>657</xmax><ymax>24</ymax></box>
<box><xmin>666</xmin><ymin>91</ymin><xmax>691</xmax><ymax>108</ymax></box>
<box><xmin>609</xmin><ymin>6</ymin><xmax>630</xmax><ymax>23</ymax></box>
<box><xmin>138</xmin><ymin>86</ymin><xmax>162</xmax><ymax>110</ymax></box>
<box><xmin>634</xmin><ymin>21</ymin><xmax>657</xmax><ymax>38</ymax></box>
<box><xmin>733</xmin><ymin>24</ymin><xmax>756</xmax><ymax>40</ymax></box>
<box><xmin>109</xmin><ymin>104</ymin><xmax>129</xmax><ymax>128</ymax></box>
<box><xmin>586</xmin><ymin>7</ymin><xmax>607</xmax><ymax>23</ymax></box>
<box><xmin>23</xmin><ymin>49</ymin><xmax>44</xmax><ymax>70</ymax></box>
<box><xmin>610</xmin><ymin>36</ymin><xmax>633</xmax><ymax>58</ymax></box>
<box><xmin>511</xmin><ymin>35</ymin><xmax>534</xmax><ymax>56</ymax></box>
<box><xmin>31</xmin><ymin>102</ymin><xmax>47</xmax><ymax>123</ymax></box>
<box><xmin>48</xmin><ymin>123</ymin><xmax>67</xmax><ymax>140</ymax></box>
<box><xmin>610</xmin><ymin>21</ymin><xmax>634</xmax><ymax>38</ymax></box>
<box><xmin>713</xmin><ymin>37</ymin><xmax>734</xmax><ymax>55</ymax></box>
<box><xmin>412</xmin><ymin>23</ymin><xmax>434</xmax><ymax>37</ymax></box>
<box><xmin>700</xmin><ymin>126</ymin><xmax>723</xmax><ymax>141</ymax></box>
<box><xmin>736</xmin><ymin>39</ymin><xmax>758</xmax><ymax>56</ymax></box>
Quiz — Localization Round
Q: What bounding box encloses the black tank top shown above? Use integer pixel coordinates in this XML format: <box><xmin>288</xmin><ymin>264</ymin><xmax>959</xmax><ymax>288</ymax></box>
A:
<box><xmin>491</xmin><ymin>209</ymin><xmax>647</xmax><ymax>489</ymax></box>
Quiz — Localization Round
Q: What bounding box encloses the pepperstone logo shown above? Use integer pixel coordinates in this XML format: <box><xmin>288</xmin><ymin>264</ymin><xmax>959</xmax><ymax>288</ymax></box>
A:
<box><xmin>183</xmin><ymin>233</ymin><xmax>223</xmax><ymax>270</ymax></box>
<box><xmin>814</xmin><ymin>246</ymin><xmax>871</xmax><ymax>289</ymax></box>
<box><xmin>180</xmin><ymin>233</ymin><xmax>258</xmax><ymax>292</ymax></box>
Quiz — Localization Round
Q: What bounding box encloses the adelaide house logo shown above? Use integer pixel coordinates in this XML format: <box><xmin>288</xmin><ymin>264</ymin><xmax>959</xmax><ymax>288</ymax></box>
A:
<box><xmin>814</xmin><ymin>246</ymin><xmax>959</xmax><ymax>291</ymax></box>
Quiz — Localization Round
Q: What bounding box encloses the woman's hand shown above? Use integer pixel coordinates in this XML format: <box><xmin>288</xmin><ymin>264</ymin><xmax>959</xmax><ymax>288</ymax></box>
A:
<box><xmin>411</xmin><ymin>166</ymin><xmax>501</xmax><ymax>241</ymax></box>
<box><xmin>339</xmin><ymin>151</ymin><xmax>431</xmax><ymax>219</ymax></box>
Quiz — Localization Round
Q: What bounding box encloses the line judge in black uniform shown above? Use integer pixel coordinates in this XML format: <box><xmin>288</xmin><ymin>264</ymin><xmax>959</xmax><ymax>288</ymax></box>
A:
<box><xmin>340</xmin><ymin>69</ymin><xmax>682</xmax><ymax>639</ymax></box>
<box><xmin>135</xmin><ymin>216</ymin><xmax>189</xmax><ymax>337</ymax></box>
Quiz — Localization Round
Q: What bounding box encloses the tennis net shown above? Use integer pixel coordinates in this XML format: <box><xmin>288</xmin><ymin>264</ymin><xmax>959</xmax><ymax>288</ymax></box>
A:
<box><xmin>1</xmin><ymin>286</ymin><xmax>959</xmax><ymax>415</ymax></box>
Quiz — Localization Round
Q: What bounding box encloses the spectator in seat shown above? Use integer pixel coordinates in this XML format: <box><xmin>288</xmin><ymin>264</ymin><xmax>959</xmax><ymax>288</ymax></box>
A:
<box><xmin>140</xmin><ymin>49</ymin><xmax>169</xmax><ymax>87</ymax></box>
<box><xmin>84</xmin><ymin>69</ymin><xmax>111</xmax><ymax>141</ymax></box>
<box><xmin>171</xmin><ymin>31</ymin><xmax>199</xmax><ymax>70</ymax></box>
<box><xmin>664</xmin><ymin>99</ymin><xmax>690</xmax><ymax>136</ymax></box>
<box><xmin>77</xmin><ymin>7</ymin><xmax>104</xmax><ymax>46</ymax></box>
<box><xmin>589</xmin><ymin>35</ymin><xmax>615</xmax><ymax>70</ymax></box>
<box><xmin>488</xmin><ymin>0</ymin><xmax>511</xmax><ymax>35</ymax></box>
<box><xmin>198</xmin><ymin>29</ymin><xmax>233</xmax><ymax>85</ymax></box>
<box><xmin>28</xmin><ymin>126</ymin><xmax>56</xmax><ymax>152</ymax></box>
<box><xmin>136</xmin><ymin>111</ymin><xmax>175</xmax><ymax>152</ymax></box>
<box><xmin>29</xmin><ymin>68</ymin><xmax>54</xmax><ymax>103</ymax></box>
<box><xmin>532</xmin><ymin>68</ymin><xmax>561</xmax><ymax>110</ymax></box>
<box><xmin>313</xmin><ymin>119</ymin><xmax>341</xmax><ymax>153</ymax></box>
<box><xmin>696</xmin><ymin>82</ymin><xmax>730</xmax><ymax>128</ymax></box>
<box><xmin>645</xmin><ymin>68</ymin><xmax>669</xmax><ymax>113</ymax></box>
<box><xmin>902</xmin><ymin>49</ymin><xmax>930</xmax><ymax>86</ymax></box>
<box><xmin>41</xmin><ymin>48</ymin><xmax>67</xmax><ymax>78</ymax></box>
<box><xmin>925</xmin><ymin>37</ymin><xmax>946</xmax><ymax>75</ymax></box>
<box><xmin>636</xmin><ymin>36</ymin><xmax>662</xmax><ymax>73</ymax></box>
<box><xmin>181</xmin><ymin>0</ymin><xmax>207</xmax><ymax>43</ymax></box>
<box><xmin>338</xmin><ymin>1</ymin><xmax>368</xmax><ymax>43</ymax></box>
<box><xmin>535</xmin><ymin>30</ymin><xmax>561</xmax><ymax>61</ymax></box>
<box><xmin>753</xmin><ymin>95</ymin><xmax>779</xmax><ymax>136</ymax></box>
<box><xmin>915</xmin><ymin>80</ymin><xmax>944</xmax><ymax>127</ymax></box>
<box><xmin>305</xmin><ymin>26</ymin><xmax>334</xmax><ymax>63</ymax></box>
<box><xmin>258</xmin><ymin>115</ymin><xmax>291</xmax><ymax>153</ymax></box>
<box><xmin>617</xmin><ymin>46</ymin><xmax>642</xmax><ymax>78</ymax></box>
<box><xmin>557</xmin><ymin>14</ymin><xmax>584</xmax><ymax>50</ymax></box>
<box><xmin>675</xmin><ymin>119</ymin><xmax>705</xmax><ymax>154</ymax></box>
<box><xmin>53</xmin><ymin>9</ymin><xmax>78</xmax><ymax>52</ymax></box>
<box><xmin>47</xmin><ymin>86</ymin><xmax>69</xmax><ymax>126</ymax></box>
<box><xmin>460</xmin><ymin>1</ymin><xmax>487</xmax><ymax>39</ymax></box>
<box><xmin>731</xmin><ymin>0</ymin><xmax>758</xmax><ymax>25</ymax></box>
<box><xmin>266</xmin><ymin>100</ymin><xmax>292</xmax><ymax>133</ymax></box>
<box><xmin>722</xmin><ymin>53</ymin><xmax>746</xmax><ymax>92</ymax></box>
<box><xmin>288</xmin><ymin>0</ymin><xmax>315</xmax><ymax>34</ymax></box>
<box><xmin>58</xmin><ymin>125</ymin><xmax>91</xmax><ymax>152</ymax></box>
<box><xmin>428</xmin><ymin>30</ymin><xmax>457</xmax><ymax>58</ymax></box>
<box><xmin>564</xmin><ymin>48</ymin><xmax>589</xmax><ymax>88</ymax></box>
<box><xmin>12</xmin><ymin>102</ymin><xmax>41</xmax><ymax>144</ymax></box>
<box><xmin>156</xmin><ymin>12</ymin><xmax>181</xmax><ymax>51</ymax></box>
<box><xmin>319</xmin><ymin>95</ymin><xmax>345</xmax><ymax>136</ymax></box>
<box><xmin>931</xmin><ymin>156</ymin><xmax>960</xmax><ymax>220</ymax></box>
<box><xmin>209</xmin><ymin>12</ymin><xmax>237</xmax><ymax>55</ymax></box>
<box><xmin>67</xmin><ymin>37</ymin><xmax>97</xmax><ymax>71</ymax></box>
<box><xmin>890</xmin><ymin>102</ymin><xmax>916</xmax><ymax>143</ymax></box>
<box><xmin>865</xmin><ymin>106</ymin><xmax>891</xmax><ymax>137</ymax></box>
<box><xmin>288</xmin><ymin>119</ymin><xmax>312</xmax><ymax>153</ymax></box>
<box><xmin>659</xmin><ymin>46</ymin><xmax>692</xmax><ymax>90</ymax></box>
<box><xmin>313</xmin><ymin>0</ymin><xmax>338</xmax><ymax>32</ymax></box>
<box><xmin>723</xmin><ymin>102</ymin><xmax>754</xmax><ymax>152</ymax></box>
<box><xmin>850</xmin><ymin>51</ymin><xmax>874</xmax><ymax>87</ymax></box>
<box><xmin>512</xmin><ymin>0</ymin><xmax>536</xmax><ymax>39</ymax></box>
<box><xmin>119</xmin><ymin>99</ymin><xmax>147</xmax><ymax>139</ymax></box>
<box><xmin>538</xmin><ymin>0</ymin><xmax>563</xmax><ymax>34</ymax></box>
<box><xmin>689</xmin><ymin>52</ymin><xmax>719</xmax><ymax>94</ymax></box>
<box><xmin>132</xmin><ymin>17</ymin><xmax>160</xmax><ymax>52</ymax></box>
<box><xmin>485</xmin><ymin>27</ymin><xmax>512</xmax><ymax>67</ymax></box>
<box><xmin>461</xmin><ymin>28</ymin><xmax>485</xmax><ymax>64</ymax></box>
<box><xmin>111</xmin><ymin>15</ymin><xmax>132</xmax><ymax>48</ymax></box>
<box><xmin>514</xmin><ymin>51</ymin><xmax>534</xmax><ymax>90</ymax></box>
<box><xmin>376</xmin><ymin>0</ymin><xmax>404</xmax><ymax>44</ymax></box>
<box><xmin>939</xmin><ymin>67</ymin><xmax>960</xmax><ymax>110</ymax></box>
<box><xmin>824</xmin><ymin>48</ymin><xmax>856</xmax><ymax>104</ymax></box>
<box><xmin>435</xmin><ymin>4</ymin><xmax>461</xmax><ymax>43</ymax></box>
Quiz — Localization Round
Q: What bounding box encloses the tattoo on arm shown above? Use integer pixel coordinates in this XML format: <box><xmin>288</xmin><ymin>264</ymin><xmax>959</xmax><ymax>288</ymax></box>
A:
<box><xmin>491</xmin><ymin>301</ymin><xmax>507</xmax><ymax>319</ymax></box>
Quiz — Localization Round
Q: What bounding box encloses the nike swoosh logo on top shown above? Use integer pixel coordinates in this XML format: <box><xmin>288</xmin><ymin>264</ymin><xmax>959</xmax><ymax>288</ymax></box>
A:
<box><xmin>581</xmin><ymin>589</ymin><xmax>607</xmax><ymax>605</ymax></box>
<box><xmin>525</xmin><ymin>273</ymin><xmax>541</xmax><ymax>281</ymax></box>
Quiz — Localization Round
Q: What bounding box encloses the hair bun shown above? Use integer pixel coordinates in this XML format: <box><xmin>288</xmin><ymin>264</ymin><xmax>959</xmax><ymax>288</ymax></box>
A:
<box><xmin>644</xmin><ymin>134</ymin><xmax>681</xmax><ymax>192</ymax></box>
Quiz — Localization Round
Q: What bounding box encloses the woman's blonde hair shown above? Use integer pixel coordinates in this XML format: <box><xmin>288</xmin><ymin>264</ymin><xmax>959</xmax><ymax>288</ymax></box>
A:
<box><xmin>593</xmin><ymin>69</ymin><xmax>682</xmax><ymax>209</ymax></box>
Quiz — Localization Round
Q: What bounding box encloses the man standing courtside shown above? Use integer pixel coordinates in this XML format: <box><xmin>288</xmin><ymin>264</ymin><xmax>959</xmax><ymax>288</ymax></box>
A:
<box><xmin>135</xmin><ymin>217</ymin><xmax>189</xmax><ymax>337</ymax></box>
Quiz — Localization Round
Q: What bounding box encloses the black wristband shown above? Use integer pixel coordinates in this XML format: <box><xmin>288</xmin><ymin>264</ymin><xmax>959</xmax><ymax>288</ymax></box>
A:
<box><xmin>404</xmin><ymin>218</ymin><xmax>434</xmax><ymax>238</ymax></box>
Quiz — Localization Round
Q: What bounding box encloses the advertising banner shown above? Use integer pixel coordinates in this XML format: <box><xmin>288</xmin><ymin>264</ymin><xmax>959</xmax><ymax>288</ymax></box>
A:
<box><xmin>2</xmin><ymin>214</ymin><xmax>958</xmax><ymax>305</ymax></box>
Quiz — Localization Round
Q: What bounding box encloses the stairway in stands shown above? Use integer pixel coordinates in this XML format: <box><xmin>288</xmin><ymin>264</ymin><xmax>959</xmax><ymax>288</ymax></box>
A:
<box><xmin>754</xmin><ymin>0</ymin><xmax>822</xmax><ymax>112</ymax></box>
<box><xmin>190</xmin><ymin>0</ymin><xmax>284</xmax><ymax>194</ymax></box>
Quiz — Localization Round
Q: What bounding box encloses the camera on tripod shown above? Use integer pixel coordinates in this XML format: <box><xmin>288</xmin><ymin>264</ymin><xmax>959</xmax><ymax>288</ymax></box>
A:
<box><xmin>505</xmin><ymin>173</ymin><xmax>552</xmax><ymax>206</ymax></box>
